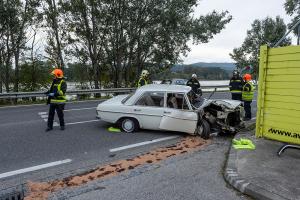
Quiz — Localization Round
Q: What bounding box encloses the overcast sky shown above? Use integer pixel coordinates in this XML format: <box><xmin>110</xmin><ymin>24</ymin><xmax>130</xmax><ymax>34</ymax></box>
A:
<box><xmin>182</xmin><ymin>0</ymin><xmax>295</xmax><ymax>64</ymax></box>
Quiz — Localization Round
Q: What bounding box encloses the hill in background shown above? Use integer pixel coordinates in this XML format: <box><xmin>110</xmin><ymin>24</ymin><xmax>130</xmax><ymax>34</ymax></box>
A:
<box><xmin>153</xmin><ymin>62</ymin><xmax>236</xmax><ymax>80</ymax></box>
<box><xmin>172</xmin><ymin>62</ymin><xmax>235</xmax><ymax>72</ymax></box>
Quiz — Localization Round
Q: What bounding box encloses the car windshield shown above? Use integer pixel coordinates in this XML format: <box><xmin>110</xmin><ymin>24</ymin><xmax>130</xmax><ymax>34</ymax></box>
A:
<box><xmin>121</xmin><ymin>92</ymin><xmax>135</xmax><ymax>104</ymax></box>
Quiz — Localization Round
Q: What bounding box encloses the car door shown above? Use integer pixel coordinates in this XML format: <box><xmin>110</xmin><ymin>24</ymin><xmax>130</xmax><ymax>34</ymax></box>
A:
<box><xmin>131</xmin><ymin>91</ymin><xmax>165</xmax><ymax>130</ymax></box>
<box><xmin>159</xmin><ymin>93</ymin><xmax>198</xmax><ymax>134</ymax></box>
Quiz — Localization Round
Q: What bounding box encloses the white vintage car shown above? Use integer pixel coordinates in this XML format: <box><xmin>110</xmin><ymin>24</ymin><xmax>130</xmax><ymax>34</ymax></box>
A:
<box><xmin>96</xmin><ymin>84</ymin><xmax>244</xmax><ymax>139</ymax></box>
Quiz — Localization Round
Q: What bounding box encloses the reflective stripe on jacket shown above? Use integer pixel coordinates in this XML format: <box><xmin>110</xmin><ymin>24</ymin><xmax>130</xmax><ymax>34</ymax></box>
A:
<box><xmin>50</xmin><ymin>79</ymin><xmax>67</xmax><ymax>104</ymax></box>
<box><xmin>229</xmin><ymin>78</ymin><xmax>243</xmax><ymax>94</ymax></box>
<box><xmin>242</xmin><ymin>82</ymin><xmax>254</xmax><ymax>101</ymax></box>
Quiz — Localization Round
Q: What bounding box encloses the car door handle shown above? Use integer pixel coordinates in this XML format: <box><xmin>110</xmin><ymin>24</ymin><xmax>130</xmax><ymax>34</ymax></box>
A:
<box><xmin>164</xmin><ymin>111</ymin><xmax>171</xmax><ymax>114</ymax></box>
<box><xmin>134</xmin><ymin>109</ymin><xmax>141</xmax><ymax>112</ymax></box>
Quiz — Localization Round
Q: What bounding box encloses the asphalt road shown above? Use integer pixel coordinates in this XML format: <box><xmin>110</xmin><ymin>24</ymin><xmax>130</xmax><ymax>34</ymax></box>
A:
<box><xmin>0</xmin><ymin>92</ymin><xmax>257</xmax><ymax>196</ymax></box>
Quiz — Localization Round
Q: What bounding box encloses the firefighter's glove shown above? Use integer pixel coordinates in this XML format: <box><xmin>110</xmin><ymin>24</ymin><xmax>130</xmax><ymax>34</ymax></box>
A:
<box><xmin>48</xmin><ymin>93</ymin><xmax>55</xmax><ymax>97</ymax></box>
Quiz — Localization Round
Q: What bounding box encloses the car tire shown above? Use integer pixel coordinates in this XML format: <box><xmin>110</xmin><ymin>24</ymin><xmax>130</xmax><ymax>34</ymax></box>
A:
<box><xmin>120</xmin><ymin>118</ymin><xmax>139</xmax><ymax>133</ymax></box>
<box><xmin>196</xmin><ymin>119</ymin><xmax>210</xmax><ymax>139</ymax></box>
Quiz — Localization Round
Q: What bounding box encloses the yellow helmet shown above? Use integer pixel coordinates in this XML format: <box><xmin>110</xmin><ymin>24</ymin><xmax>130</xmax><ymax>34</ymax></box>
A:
<box><xmin>141</xmin><ymin>70</ymin><xmax>149</xmax><ymax>77</ymax></box>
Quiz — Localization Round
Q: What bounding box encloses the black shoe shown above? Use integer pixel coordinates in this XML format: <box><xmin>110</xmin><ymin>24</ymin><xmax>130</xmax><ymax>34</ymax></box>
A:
<box><xmin>45</xmin><ymin>127</ymin><xmax>53</xmax><ymax>132</ymax></box>
<box><xmin>244</xmin><ymin>117</ymin><xmax>251</xmax><ymax>121</ymax></box>
<box><xmin>60</xmin><ymin>126</ymin><xmax>65</xmax><ymax>130</ymax></box>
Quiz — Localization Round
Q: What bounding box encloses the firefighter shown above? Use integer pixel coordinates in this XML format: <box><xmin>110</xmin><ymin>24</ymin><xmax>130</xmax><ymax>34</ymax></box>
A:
<box><xmin>45</xmin><ymin>69</ymin><xmax>67</xmax><ymax>131</ymax></box>
<box><xmin>137</xmin><ymin>70</ymin><xmax>150</xmax><ymax>87</ymax></box>
<box><xmin>242</xmin><ymin>73</ymin><xmax>254</xmax><ymax>121</ymax></box>
<box><xmin>229</xmin><ymin>70</ymin><xmax>243</xmax><ymax>100</ymax></box>
<box><xmin>186</xmin><ymin>74</ymin><xmax>201</xmax><ymax>95</ymax></box>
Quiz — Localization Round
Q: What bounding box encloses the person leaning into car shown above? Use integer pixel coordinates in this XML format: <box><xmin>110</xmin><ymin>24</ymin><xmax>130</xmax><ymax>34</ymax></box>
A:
<box><xmin>45</xmin><ymin>68</ymin><xmax>67</xmax><ymax>132</ymax></box>
<box><xmin>242</xmin><ymin>74</ymin><xmax>254</xmax><ymax>121</ymax></box>
<box><xmin>186</xmin><ymin>74</ymin><xmax>201</xmax><ymax>94</ymax></box>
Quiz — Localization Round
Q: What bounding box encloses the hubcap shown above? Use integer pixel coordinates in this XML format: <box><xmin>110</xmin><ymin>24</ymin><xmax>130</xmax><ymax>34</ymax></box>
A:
<box><xmin>123</xmin><ymin>120</ymin><xmax>134</xmax><ymax>131</ymax></box>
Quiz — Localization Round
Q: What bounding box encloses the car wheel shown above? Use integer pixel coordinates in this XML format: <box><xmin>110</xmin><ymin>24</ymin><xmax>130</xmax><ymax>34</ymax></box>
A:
<box><xmin>121</xmin><ymin>118</ymin><xmax>139</xmax><ymax>133</ymax></box>
<box><xmin>196</xmin><ymin>119</ymin><xmax>211</xmax><ymax>139</ymax></box>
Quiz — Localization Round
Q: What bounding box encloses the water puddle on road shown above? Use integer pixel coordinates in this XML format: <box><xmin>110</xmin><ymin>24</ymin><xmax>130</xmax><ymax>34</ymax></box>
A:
<box><xmin>25</xmin><ymin>136</ymin><xmax>211</xmax><ymax>200</ymax></box>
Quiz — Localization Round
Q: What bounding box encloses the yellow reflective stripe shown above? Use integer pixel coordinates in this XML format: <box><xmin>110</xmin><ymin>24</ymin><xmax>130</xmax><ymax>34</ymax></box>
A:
<box><xmin>57</xmin><ymin>80</ymin><xmax>66</xmax><ymax>98</ymax></box>
<box><xmin>51</xmin><ymin>99</ymin><xmax>66</xmax><ymax>102</ymax></box>
<box><xmin>231</xmin><ymin>90</ymin><xmax>242</xmax><ymax>93</ymax></box>
<box><xmin>51</xmin><ymin>80</ymin><xmax>66</xmax><ymax>102</ymax></box>
<box><xmin>137</xmin><ymin>78</ymin><xmax>147</xmax><ymax>87</ymax></box>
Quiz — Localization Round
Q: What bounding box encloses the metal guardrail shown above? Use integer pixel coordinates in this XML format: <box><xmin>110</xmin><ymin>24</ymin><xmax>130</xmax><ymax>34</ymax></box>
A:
<box><xmin>0</xmin><ymin>85</ymin><xmax>229</xmax><ymax>99</ymax></box>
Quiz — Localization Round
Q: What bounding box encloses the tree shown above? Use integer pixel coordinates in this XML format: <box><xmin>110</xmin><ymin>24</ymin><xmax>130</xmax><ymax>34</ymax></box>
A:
<box><xmin>230</xmin><ymin>16</ymin><xmax>291</xmax><ymax>78</ymax></box>
<box><xmin>3</xmin><ymin>0</ymin><xmax>41</xmax><ymax>92</ymax></box>
<box><xmin>43</xmin><ymin>0</ymin><xmax>66</xmax><ymax>69</ymax></box>
<box><xmin>284</xmin><ymin>0</ymin><xmax>300</xmax><ymax>43</ymax></box>
<box><xmin>0</xmin><ymin>0</ymin><xmax>14</xmax><ymax>92</ymax></box>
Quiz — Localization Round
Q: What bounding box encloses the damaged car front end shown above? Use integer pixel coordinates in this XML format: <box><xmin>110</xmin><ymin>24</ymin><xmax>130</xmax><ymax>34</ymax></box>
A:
<box><xmin>192</xmin><ymin>95</ymin><xmax>245</xmax><ymax>138</ymax></box>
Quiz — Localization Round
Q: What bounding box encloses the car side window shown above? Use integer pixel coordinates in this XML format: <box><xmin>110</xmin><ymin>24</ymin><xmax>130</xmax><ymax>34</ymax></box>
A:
<box><xmin>167</xmin><ymin>93</ymin><xmax>190</xmax><ymax>110</ymax></box>
<box><xmin>135</xmin><ymin>92</ymin><xmax>164</xmax><ymax>107</ymax></box>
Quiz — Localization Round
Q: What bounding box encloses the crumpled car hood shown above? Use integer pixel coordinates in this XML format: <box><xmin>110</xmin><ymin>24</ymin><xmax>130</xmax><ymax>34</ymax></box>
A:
<box><xmin>210</xmin><ymin>99</ymin><xmax>242</xmax><ymax>110</ymax></box>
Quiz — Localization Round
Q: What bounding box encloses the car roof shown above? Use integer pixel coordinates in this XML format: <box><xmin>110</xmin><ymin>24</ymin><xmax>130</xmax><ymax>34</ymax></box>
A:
<box><xmin>138</xmin><ymin>84</ymin><xmax>191</xmax><ymax>93</ymax></box>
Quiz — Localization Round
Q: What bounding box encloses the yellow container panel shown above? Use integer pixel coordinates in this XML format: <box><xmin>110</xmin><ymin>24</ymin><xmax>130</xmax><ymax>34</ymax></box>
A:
<box><xmin>265</xmin><ymin>81</ymin><xmax>300</xmax><ymax>89</ymax></box>
<box><xmin>264</xmin><ymin>101</ymin><xmax>300</xmax><ymax>111</ymax></box>
<box><xmin>264</xmin><ymin>107</ymin><xmax>300</xmax><ymax>118</ymax></box>
<box><xmin>267</xmin><ymin>60</ymin><xmax>300</xmax><ymax>69</ymax></box>
<box><xmin>266</xmin><ymin>88</ymin><xmax>300</xmax><ymax>97</ymax></box>
<box><xmin>265</xmin><ymin>95</ymin><xmax>300</xmax><ymax>104</ymax></box>
<box><xmin>268</xmin><ymin>53</ymin><xmax>300</xmax><ymax>62</ymax></box>
<box><xmin>266</xmin><ymin>74</ymin><xmax>300</xmax><ymax>82</ymax></box>
<box><xmin>266</xmin><ymin>68</ymin><xmax>300</xmax><ymax>75</ymax></box>
<box><xmin>269</xmin><ymin>45</ymin><xmax>300</xmax><ymax>55</ymax></box>
<box><xmin>256</xmin><ymin>45</ymin><xmax>300</xmax><ymax>145</ymax></box>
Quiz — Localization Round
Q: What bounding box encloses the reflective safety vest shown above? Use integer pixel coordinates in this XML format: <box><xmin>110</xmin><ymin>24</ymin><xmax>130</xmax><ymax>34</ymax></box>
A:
<box><xmin>137</xmin><ymin>77</ymin><xmax>148</xmax><ymax>88</ymax></box>
<box><xmin>50</xmin><ymin>79</ymin><xmax>67</xmax><ymax>104</ymax></box>
<box><xmin>242</xmin><ymin>82</ymin><xmax>254</xmax><ymax>101</ymax></box>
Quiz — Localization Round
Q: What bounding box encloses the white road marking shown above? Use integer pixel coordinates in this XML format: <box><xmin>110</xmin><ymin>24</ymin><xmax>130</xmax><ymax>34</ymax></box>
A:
<box><xmin>110</xmin><ymin>136</ymin><xmax>180</xmax><ymax>152</ymax></box>
<box><xmin>41</xmin><ymin>114</ymin><xmax>48</xmax><ymax>118</ymax></box>
<box><xmin>38</xmin><ymin>112</ymin><xmax>59</xmax><ymax>126</ymax></box>
<box><xmin>64</xmin><ymin>107</ymin><xmax>96</xmax><ymax>112</ymax></box>
<box><xmin>54</xmin><ymin>119</ymin><xmax>99</xmax><ymax>126</ymax></box>
<box><xmin>0</xmin><ymin>159</ymin><xmax>72</xmax><ymax>179</ymax></box>
<box><xmin>38</xmin><ymin>112</ymin><xmax>47</xmax><ymax>115</ymax></box>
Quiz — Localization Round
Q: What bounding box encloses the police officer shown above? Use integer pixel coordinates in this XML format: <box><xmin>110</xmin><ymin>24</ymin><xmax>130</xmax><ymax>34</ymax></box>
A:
<box><xmin>229</xmin><ymin>70</ymin><xmax>243</xmax><ymax>100</ymax></box>
<box><xmin>242</xmin><ymin>74</ymin><xmax>254</xmax><ymax>121</ymax></box>
<box><xmin>186</xmin><ymin>74</ymin><xmax>201</xmax><ymax>95</ymax></box>
<box><xmin>137</xmin><ymin>70</ymin><xmax>150</xmax><ymax>87</ymax></box>
<box><xmin>45</xmin><ymin>69</ymin><xmax>67</xmax><ymax>131</ymax></box>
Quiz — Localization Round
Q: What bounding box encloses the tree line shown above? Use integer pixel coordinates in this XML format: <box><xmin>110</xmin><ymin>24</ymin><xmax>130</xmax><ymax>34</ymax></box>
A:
<box><xmin>1</xmin><ymin>0</ymin><xmax>299</xmax><ymax>93</ymax></box>
<box><xmin>0</xmin><ymin>0</ymin><xmax>232</xmax><ymax>92</ymax></box>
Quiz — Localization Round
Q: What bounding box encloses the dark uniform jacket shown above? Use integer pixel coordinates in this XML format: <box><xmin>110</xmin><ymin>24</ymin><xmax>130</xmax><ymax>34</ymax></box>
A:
<box><xmin>229</xmin><ymin>76</ymin><xmax>243</xmax><ymax>93</ymax></box>
<box><xmin>186</xmin><ymin>78</ymin><xmax>201</xmax><ymax>93</ymax></box>
<box><xmin>46</xmin><ymin>78</ymin><xmax>67</xmax><ymax>104</ymax></box>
